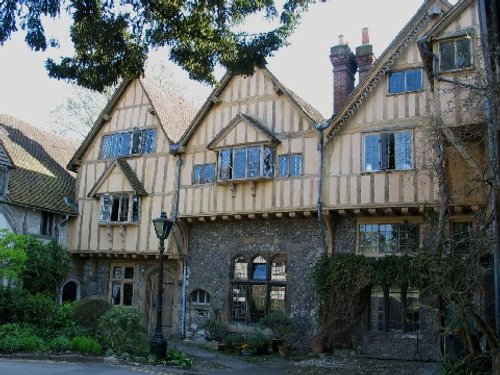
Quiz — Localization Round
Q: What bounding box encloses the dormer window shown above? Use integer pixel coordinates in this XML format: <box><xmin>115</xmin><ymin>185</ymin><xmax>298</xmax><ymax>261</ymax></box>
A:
<box><xmin>100</xmin><ymin>128</ymin><xmax>157</xmax><ymax>159</ymax></box>
<box><xmin>218</xmin><ymin>145</ymin><xmax>275</xmax><ymax>182</ymax></box>
<box><xmin>439</xmin><ymin>38</ymin><xmax>471</xmax><ymax>72</ymax></box>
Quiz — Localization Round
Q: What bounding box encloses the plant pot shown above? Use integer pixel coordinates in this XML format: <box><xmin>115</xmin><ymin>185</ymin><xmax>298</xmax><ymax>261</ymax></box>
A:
<box><xmin>218</xmin><ymin>344</ymin><xmax>225</xmax><ymax>352</ymax></box>
<box><xmin>271</xmin><ymin>338</ymin><xmax>284</xmax><ymax>353</ymax></box>
<box><xmin>278</xmin><ymin>344</ymin><xmax>290</xmax><ymax>358</ymax></box>
<box><xmin>310</xmin><ymin>337</ymin><xmax>324</xmax><ymax>353</ymax></box>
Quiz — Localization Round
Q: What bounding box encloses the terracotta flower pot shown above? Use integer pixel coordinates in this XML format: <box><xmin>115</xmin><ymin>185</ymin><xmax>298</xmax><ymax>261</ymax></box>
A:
<box><xmin>278</xmin><ymin>344</ymin><xmax>290</xmax><ymax>358</ymax></box>
<box><xmin>310</xmin><ymin>337</ymin><xmax>324</xmax><ymax>353</ymax></box>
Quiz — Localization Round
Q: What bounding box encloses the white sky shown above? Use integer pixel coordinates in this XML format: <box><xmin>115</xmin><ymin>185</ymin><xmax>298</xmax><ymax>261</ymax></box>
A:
<box><xmin>0</xmin><ymin>0</ymin><xmax>456</xmax><ymax>132</ymax></box>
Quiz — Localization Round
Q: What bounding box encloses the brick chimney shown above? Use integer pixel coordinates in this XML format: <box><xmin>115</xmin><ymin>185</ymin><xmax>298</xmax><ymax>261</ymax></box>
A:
<box><xmin>355</xmin><ymin>28</ymin><xmax>375</xmax><ymax>84</ymax></box>
<box><xmin>330</xmin><ymin>35</ymin><xmax>357</xmax><ymax>114</ymax></box>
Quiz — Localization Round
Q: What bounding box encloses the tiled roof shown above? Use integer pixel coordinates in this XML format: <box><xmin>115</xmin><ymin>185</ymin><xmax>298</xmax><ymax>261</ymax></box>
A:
<box><xmin>140</xmin><ymin>78</ymin><xmax>199</xmax><ymax>143</ymax></box>
<box><xmin>68</xmin><ymin>77</ymin><xmax>199</xmax><ymax>171</ymax></box>
<box><xmin>0</xmin><ymin>114</ymin><xmax>77</xmax><ymax>214</ymax></box>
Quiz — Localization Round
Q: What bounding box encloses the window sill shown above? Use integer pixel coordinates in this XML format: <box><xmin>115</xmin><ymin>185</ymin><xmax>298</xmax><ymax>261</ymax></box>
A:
<box><xmin>99</xmin><ymin>221</ymin><xmax>140</xmax><ymax>226</ymax></box>
<box><xmin>217</xmin><ymin>177</ymin><xmax>274</xmax><ymax>185</ymax></box>
<box><xmin>386</xmin><ymin>89</ymin><xmax>424</xmax><ymax>96</ymax></box>
<box><xmin>360</xmin><ymin>168</ymin><xmax>415</xmax><ymax>175</ymax></box>
<box><xmin>438</xmin><ymin>65</ymin><xmax>474</xmax><ymax>74</ymax></box>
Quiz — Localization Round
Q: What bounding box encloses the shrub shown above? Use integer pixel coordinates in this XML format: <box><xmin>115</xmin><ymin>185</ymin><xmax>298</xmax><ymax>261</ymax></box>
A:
<box><xmin>0</xmin><ymin>324</ymin><xmax>47</xmax><ymax>353</ymax></box>
<box><xmin>72</xmin><ymin>336</ymin><xmax>103</xmax><ymax>355</ymax></box>
<box><xmin>74</xmin><ymin>297</ymin><xmax>111</xmax><ymax>335</ymax></box>
<box><xmin>259</xmin><ymin>311</ymin><xmax>292</xmax><ymax>339</ymax></box>
<box><xmin>165</xmin><ymin>349</ymin><xmax>193</xmax><ymax>368</ymax></box>
<box><xmin>98</xmin><ymin>306</ymin><xmax>147</xmax><ymax>356</ymax></box>
<box><xmin>247</xmin><ymin>330</ymin><xmax>270</xmax><ymax>349</ymax></box>
<box><xmin>49</xmin><ymin>336</ymin><xmax>73</xmax><ymax>352</ymax></box>
<box><xmin>14</xmin><ymin>293</ymin><xmax>58</xmax><ymax>330</ymax></box>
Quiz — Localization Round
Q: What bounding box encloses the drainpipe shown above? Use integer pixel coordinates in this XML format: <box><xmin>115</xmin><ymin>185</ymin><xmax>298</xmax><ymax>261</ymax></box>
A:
<box><xmin>169</xmin><ymin>143</ymin><xmax>188</xmax><ymax>337</ymax></box>
<box><xmin>478</xmin><ymin>0</ymin><xmax>500</xmax><ymax>335</ymax></box>
<box><xmin>315</xmin><ymin>121</ymin><xmax>329</xmax><ymax>255</ymax></box>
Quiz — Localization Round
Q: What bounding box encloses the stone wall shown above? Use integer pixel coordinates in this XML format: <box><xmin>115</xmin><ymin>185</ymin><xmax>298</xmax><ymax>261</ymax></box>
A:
<box><xmin>186</xmin><ymin>217</ymin><xmax>323</xmax><ymax>348</ymax></box>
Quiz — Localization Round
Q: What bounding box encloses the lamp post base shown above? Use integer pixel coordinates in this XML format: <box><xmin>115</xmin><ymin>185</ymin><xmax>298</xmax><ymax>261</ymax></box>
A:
<box><xmin>151</xmin><ymin>334</ymin><xmax>167</xmax><ymax>360</ymax></box>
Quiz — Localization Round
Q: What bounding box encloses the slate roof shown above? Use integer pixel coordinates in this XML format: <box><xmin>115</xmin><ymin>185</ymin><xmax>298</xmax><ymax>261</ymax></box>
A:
<box><xmin>0</xmin><ymin>114</ymin><xmax>77</xmax><ymax>215</ymax></box>
<box><xmin>67</xmin><ymin>77</ymin><xmax>199</xmax><ymax>172</ymax></box>
<box><xmin>87</xmin><ymin>158</ymin><xmax>148</xmax><ymax>197</ymax></box>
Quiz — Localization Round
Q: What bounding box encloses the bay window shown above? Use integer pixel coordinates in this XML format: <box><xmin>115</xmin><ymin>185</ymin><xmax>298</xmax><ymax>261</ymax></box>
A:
<box><xmin>218</xmin><ymin>145</ymin><xmax>275</xmax><ymax>182</ymax></box>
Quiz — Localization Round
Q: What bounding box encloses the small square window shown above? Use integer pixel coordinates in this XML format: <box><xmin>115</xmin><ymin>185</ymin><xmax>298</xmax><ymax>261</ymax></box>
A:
<box><xmin>439</xmin><ymin>38</ymin><xmax>472</xmax><ymax>72</ymax></box>
<box><xmin>278</xmin><ymin>154</ymin><xmax>303</xmax><ymax>177</ymax></box>
<box><xmin>388</xmin><ymin>69</ymin><xmax>423</xmax><ymax>94</ymax></box>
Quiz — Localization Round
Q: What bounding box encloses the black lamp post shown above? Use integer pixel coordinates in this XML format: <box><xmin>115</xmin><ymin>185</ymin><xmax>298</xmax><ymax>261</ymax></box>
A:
<box><xmin>151</xmin><ymin>211</ymin><xmax>174</xmax><ymax>360</ymax></box>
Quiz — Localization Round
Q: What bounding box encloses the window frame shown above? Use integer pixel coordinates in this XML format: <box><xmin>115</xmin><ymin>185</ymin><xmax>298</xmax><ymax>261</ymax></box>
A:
<box><xmin>192</xmin><ymin>163</ymin><xmax>216</xmax><ymax>185</ymax></box>
<box><xmin>99</xmin><ymin>194</ymin><xmax>140</xmax><ymax>224</ymax></box>
<box><xmin>387</xmin><ymin>68</ymin><xmax>423</xmax><ymax>94</ymax></box>
<box><xmin>217</xmin><ymin>145</ymin><xmax>275</xmax><ymax>183</ymax></box>
<box><xmin>40</xmin><ymin>211</ymin><xmax>56</xmax><ymax>237</ymax></box>
<box><xmin>190</xmin><ymin>289</ymin><xmax>211</xmax><ymax>305</ymax></box>
<box><xmin>278</xmin><ymin>153</ymin><xmax>304</xmax><ymax>178</ymax></box>
<box><xmin>451</xmin><ymin>221</ymin><xmax>472</xmax><ymax>255</ymax></box>
<box><xmin>100</xmin><ymin>128</ymin><xmax>157</xmax><ymax>160</ymax></box>
<box><xmin>109</xmin><ymin>264</ymin><xmax>136</xmax><ymax>306</ymax></box>
<box><xmin>438</xmin><ymin>37</ymin><xmax>472</xmax><ymax>73</ymax></box>
<box><xmin>230</xmin><ymin>253</ymin><xmax>287</xmax><ymax>324</ymax></box>
<box><xmin>369</xmin><ymin>286</ymin><xmax>420</xmax><ymax>333</ymax></box>
<box><xmin>363</xmin><ymin>130</ymin><xmax>414</xmax><ymax>172</ymax></box>
<box><xmin>358</xmin><ymin>222</ymin><xmax>420</xmax><ymax>256</ymax></box>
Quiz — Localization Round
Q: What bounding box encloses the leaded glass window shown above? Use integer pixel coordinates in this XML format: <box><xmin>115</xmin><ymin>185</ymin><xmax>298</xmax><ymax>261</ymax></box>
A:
<box><xmin>193</xmin><ymin>163</ymin><xmax>216</xmax><ymax>184</ymax></box>
<box><xmin>230</xmin><ymin>254</ymin><xmax>287</xmax><ymax>323</ymax></box>
<box><xmin>388</xmin><ymin>69</ymin><xmax>423</xmax><ymax>94</ymax></box>
<box><xmin>370</xmin><ymin>287</ymin><xmax>420</xmax><ymax>333</ymax></box>
<box><xmin>364</xmin><ymin>131</ymin><xmax>413</xmax><ymax>171</ymax></box>
<box><xmin>359</xmin><ymin>223</ymin><xmax>420</xmax><ymax>255</ymax></box>
<box><xmin>110</xmin><ymin>265</ymin><xmax>135</xmax><ymax>306</ymax></box>
<box><xmin>439</xmin><ymin>38</ymin><xmax>471</xmax><ymax>72</ymax></box>
<box><xmin>99</xmin><ymin>194</ymin><xmax>141</xmax><ymax>224</ymax></box>
<box><xmin>278</xmin><ymin>154</ymin><xmax>303</xmax><ymax>177</ymax></box>
<box><xmin>217</xmin><ymin>145</ymin><xmax>276</xmax><ymax>181</ymax></box>
<box><xmin>100</xmin><ymin>128</ymin><xmax>157</xmax><ymax>159</ymax></box>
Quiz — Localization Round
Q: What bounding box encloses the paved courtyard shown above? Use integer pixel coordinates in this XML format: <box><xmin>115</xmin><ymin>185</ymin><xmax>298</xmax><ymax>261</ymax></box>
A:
<box><xmin>171</xmin><ymin>340</ymin><xmax>439</xmax><ymax>375</ymax></box>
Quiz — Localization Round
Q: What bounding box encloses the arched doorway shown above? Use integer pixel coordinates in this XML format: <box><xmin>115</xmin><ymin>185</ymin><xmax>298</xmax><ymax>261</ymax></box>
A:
<box><xmin>61</xmin><ymin>280</ymin><xmax>79</xmax><ymax>302</ymax></box>
<box><xmin>145</xmin><ymin>262</ymin><xmax>178</xmax><ymax>336</ymax></box>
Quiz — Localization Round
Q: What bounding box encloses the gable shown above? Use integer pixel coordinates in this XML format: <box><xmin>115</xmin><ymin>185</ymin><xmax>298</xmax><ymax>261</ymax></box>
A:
<box><xmin>179</xmin><ymin>67</ymin><xmax>324</xmax><ymax>148</ymax></box>
<box><xmin>88</xmin><ymin>159</ymin><xmax>147</xmax><ymax>197</ymax></box>
<box><xmin>326</xmin><ymin>0</ymin><xmax>452</xmax><ymax>142</ymax></box>
<box><xmin>208</xmin><ymin>113</ymin><xmax>279</xmax><ymax>150</ymax></box>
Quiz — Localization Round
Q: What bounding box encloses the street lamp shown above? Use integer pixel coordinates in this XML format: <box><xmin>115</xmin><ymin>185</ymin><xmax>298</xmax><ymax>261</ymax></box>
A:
<box><xmin>150</xmin><ymin>211</ymin><xmax>174</xmax><ymax>360</ymax></box>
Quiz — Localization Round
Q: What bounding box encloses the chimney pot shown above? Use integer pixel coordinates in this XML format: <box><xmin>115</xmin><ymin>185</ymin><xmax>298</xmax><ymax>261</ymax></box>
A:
<box><xmin>362</xmin><ymin>27</ymin><xmax>369</xmax><ymax>45</ymax></box>
<box><xmin>338</xmin><ymin>34</ymin><xmax>344</xmax><ymax>45</ymax></box>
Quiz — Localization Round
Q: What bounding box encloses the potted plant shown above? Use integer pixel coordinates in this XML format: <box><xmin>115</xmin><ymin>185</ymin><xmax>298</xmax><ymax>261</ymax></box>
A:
<box><xmin>247</xmin><ymin>330</ymin><xmax>271</xmax><ymax>355</ymax></box>
<box><xmin>259</xmin><ymin>311</ymin><xmax>292</xmax><ymax>353</ymax></box>
<box><xmin>240</xmin><ymin>343</ymin><xmax>255</xmax><ymax>357</ymax></box>
<box><xmin>221</xmin><ymin>333</ymin><xmax>237</xmax><ymax>354</ymax></box>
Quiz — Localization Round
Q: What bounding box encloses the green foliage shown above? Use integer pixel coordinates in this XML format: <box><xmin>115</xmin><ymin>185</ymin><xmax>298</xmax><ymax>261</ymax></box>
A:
<box><xmin>72</xmin><ymin>336</ymin><xmax>103</xmax><ymax>355</ymax></box>
<box><xmin>439</xmin><ymin>354</ymin><xmax>492</xmax><ymax>375</ymax></box>
<box><xmin>165</xmin><ymin>348</ymin><xmax>193</xmax><ymax>368</ymax></box>
<box><xmin>49</xmin><ymin>336</ymin><xmax>73</xmax><ymax>352</ymax></box>
<box><xmin>259</xmin><ymin>311</ymin><xmax>292</xmax><ymax>339</ymax></box>
<box><xmin>0</xmin><ymin>324</ymin><xmax>47</xmax><ymax>353</ymax></box>
<box><xmin>23</xmin><ymin>239</ymin><xmax>72</xmax><ymax>294</ymax></box>
<box><xmin>312</xmin><ymin>254</ymin><xmax>425</xmax><ymax>350</ymax></box>
<box><xmin>202</xmin><ymin>308</ymin><xmax>227</xmax><ymax>341</ymax></box>
<box><xmin>0</xmin><ymin>0</ymin><xmax>320</xmax><ymax>90</ymax></box>
<box><xmin>0</xmin><ymin>231</ymin><xmax>71</xmax><ymax>295</ymax></box>
<box><xmin>98</xmin><ymin>306</ymin><xmax>147</xmax><ymax>356</ymax></box>
<box><xmin>74</xmin><ymin>297</ymin><xmax>112</xmax><ymax>335</ymax></box>
<box><xmin>247</xmin><ymin>330</ymin><xmax>270</xmax><ymax>348</ymax></box>
<box><xmin>0</xmin><ymin>230</ymin><xmax>27</xmax><ymax>282</ymax></box>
